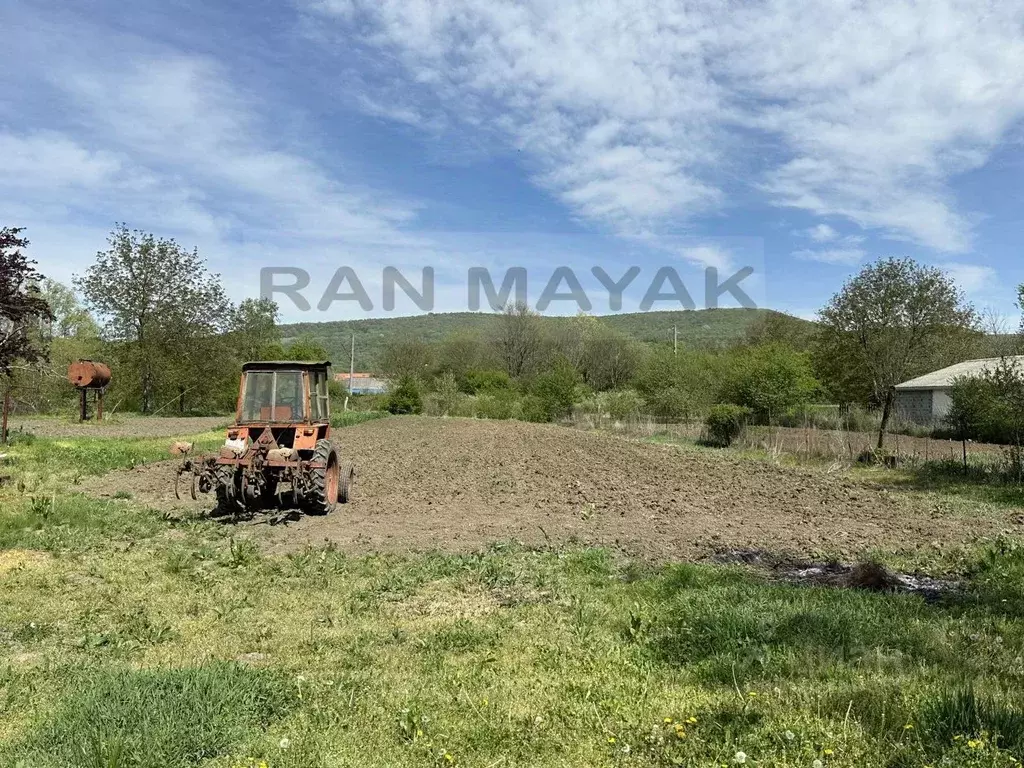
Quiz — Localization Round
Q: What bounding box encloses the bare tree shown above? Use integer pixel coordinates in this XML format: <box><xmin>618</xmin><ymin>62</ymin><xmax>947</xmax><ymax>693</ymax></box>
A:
<box><xmin>496</xmin><ymin>301</ymin><xmax>542</xmax><ymax>379</ymax></box>
<box><xmin>818</xmin><ymin>257</ymin><xmax>977</xmax><ymax>449</ymax></box>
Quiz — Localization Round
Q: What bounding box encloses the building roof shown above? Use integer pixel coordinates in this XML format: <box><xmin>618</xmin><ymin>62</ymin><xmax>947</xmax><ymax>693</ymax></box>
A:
<box><xmin>242</xmin><ymin>360</ymin><xmax>331</xmax><ymax>371</ymax></box>
<box><xmin>896</xmin><ymin>356</ymin><xmax>1024</xmax><ymax>390</ymax></box>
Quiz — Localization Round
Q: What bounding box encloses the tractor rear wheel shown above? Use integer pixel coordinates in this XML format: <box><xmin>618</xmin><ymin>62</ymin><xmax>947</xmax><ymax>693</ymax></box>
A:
<box><xmin>213</xmin><ymin>465</ymin><xmax>240</xmax><ymax>515</ymax></box>
<box><xmin>305</xmin><ymin>439</ymin><xmax>339</xmax><ymax>515</ymax></box>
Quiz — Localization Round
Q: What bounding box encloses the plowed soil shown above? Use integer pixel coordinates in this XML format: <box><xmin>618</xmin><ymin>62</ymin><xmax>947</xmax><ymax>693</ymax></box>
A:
<box><xmin>79</xmin><ymin>417</ymin><xmax>1016</xmax><ymax>561</ymax></box>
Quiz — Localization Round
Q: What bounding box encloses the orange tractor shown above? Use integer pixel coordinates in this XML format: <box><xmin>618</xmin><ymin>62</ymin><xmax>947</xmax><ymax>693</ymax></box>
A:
<box><xmin>177</xmin><ymin>361</ymin><xmax>353</xmax><ymax>515</ymax></box>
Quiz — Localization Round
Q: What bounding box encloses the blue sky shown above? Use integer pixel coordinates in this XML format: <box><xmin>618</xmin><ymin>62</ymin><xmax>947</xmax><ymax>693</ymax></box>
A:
<box><xmin>2</xmin><ymin>0</ymin><xmax>1023</xmax><ymax>324</ymax></box>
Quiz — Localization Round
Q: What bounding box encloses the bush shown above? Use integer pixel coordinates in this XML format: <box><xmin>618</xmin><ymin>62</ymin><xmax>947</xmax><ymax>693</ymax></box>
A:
<box><xmin>472</xmin><ymin>390</ymin><xmax>520</xmax><ymax>420</ymax></box>
<box><xmin>704</xmin><ymin>404</ymin><xmax>752</xmax><ymax>447</ymax></box>
<box><xmin>530</xmin><ymin>360</ymin><xmax>582</xmax><ymax>422</ymax></box>
<box><xmin>383</xmin><ymin>376</ymin><xmax>423</xmax><ymax>415</ymax></box>
<box><xmin>721</xmin><ymin>343</ymin><xmax>819</xmax><ymax>422</ymax></box>
<box><xmin>644</xmin><ymin>386</ymin><xmax>693</xmax><ymax>423</ymax></box>
<box><xmin>461</xmin><ymin>368</ymin><xmax>512</xmax><ymax>394</ymax></box>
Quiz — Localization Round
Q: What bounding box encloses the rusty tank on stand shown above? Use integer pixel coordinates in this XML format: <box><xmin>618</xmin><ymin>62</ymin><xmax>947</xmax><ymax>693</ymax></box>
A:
<box><xmin>67</xmin><ymin>360</ymin><xmax>111</xmax><ymax>421</ymax></box>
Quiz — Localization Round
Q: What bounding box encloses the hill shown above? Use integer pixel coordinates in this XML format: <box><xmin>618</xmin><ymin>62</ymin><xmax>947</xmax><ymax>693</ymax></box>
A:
<box><xmin>280</xmin><ymin>308</ymin><xmax>813</xmax><ymax>372</ymax></box>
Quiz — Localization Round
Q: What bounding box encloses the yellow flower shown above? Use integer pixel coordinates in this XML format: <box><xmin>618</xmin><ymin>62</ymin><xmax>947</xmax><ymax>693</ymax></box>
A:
<box><xmin>687</xmin><ymin>717</ymin><xmax>698</xmax><ymax>724</ymax></box>
<box><xmin>968</xmin><ymin>740</ymin><xmax>981</xmax><ymax>749</ymax></box>
<box><xmin>664</xmin><ymin>717</ymin><xmax>674</xmax><ymax>724</ymax></box>
<box><xmin>608</xmin><ymin>737</ymin><xmax>616</xmax><ymax>745</ymax></box>
<box><xmin>747</xmin><ymin>691</ymin><xmax>758</xmax><ymax>698</ymax></box>
<box><xmin>824</xmin><ymin>749</ymin><xmax>834</xmax><ymax>756</ymax></box>
<box><xmin>444</xmin><ymin>753</ymin><xmax>455</xmax><ymax>764</ymax></box>
<box><xmin>904</xmin><ymin>724</ymin><xmax>914</xmax><ymax>730</ymax></box>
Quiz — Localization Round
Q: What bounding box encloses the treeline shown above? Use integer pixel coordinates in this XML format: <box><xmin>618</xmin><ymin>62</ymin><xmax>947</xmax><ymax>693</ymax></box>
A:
<box><xmin>374</xmin><ymin>304</ymin><xmax>825</xmax><ymax>427</ymax></box>
<box><xmin>2</xmin><ymin>222</ymin><xmax>1012</xmax><ymax>452</ymax></box>
<box><xmin>375</xmin><ymin>257</ymin><xmax>998</xmax><ymax>454</ymax></box>
<box><xmin>5</xmin><ymin>225</ymin><xmax>329</xmax><ymax>416</ymax></box>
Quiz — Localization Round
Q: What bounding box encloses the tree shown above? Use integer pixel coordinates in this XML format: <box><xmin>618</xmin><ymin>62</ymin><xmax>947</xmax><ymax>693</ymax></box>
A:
<box><xmin>945</xmin><ymin>375</ymin><xmax>994</xmax><ymax>471</ymax></box>
<box><xmin>231</xmin><ymin>298</ymin><xmax>280</xmax><ymax>361</ymax></box>
<box><xmin>818</xmin><ymin>257</ymin><xmax>977</xmax><ymax>449</ymax></box>
<box><xmin>377</xmin><ymin>336</ymin><xmax>434</xmax><ymax>381</ymax></box>
<box><xmin>283</xmin><ymin>335</ymin><xmax>328</xmax><ymax>362</ymax></box>
<box><xmin>0</xmin><ymin>227</ymin><xmax>52</xmax><ymax>375</ymax></box>
<box><xmin>722</xmin><ymin>343</ymin><xmax>819</xmax><ymax>422</ymax></box>
<box><xmin>39</xmin><ymin>279</ymin><xmax>98</xmax><ymax>339</ymax></box>
<box><xmin>76</xmin><ymin>225</ymin><xmax>231</xmax><ymax>413</ymax></box>
<box><xmin>495</xmin><ymin>301</ymin><xmax>543</xmax><ymax>379</ymax></box>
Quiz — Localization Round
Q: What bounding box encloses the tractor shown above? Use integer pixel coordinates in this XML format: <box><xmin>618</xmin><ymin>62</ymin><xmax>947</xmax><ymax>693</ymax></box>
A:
<box><xmin>177</xmin><ymin>361</ymin><xmax>353</xmax><ymax>515</ymax></box>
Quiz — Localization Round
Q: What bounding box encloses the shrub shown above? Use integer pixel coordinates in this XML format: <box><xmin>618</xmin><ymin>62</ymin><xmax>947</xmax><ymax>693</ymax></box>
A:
<box><xmin>604</xmin><ymin>389</ymin><xmax>644</xmax><ymax>421</ymax></box>
<box><xmin>644</xmin><ymin>386</ymin><xmax>692</xmax><ymax>423</ymax></box>
<box><xmin>461</xmin><ymin>368</ymin><xmax>512</xmax><ymax>394</ymax></box>
<box><xmin>383</xmin><ymin>376</ymin><xmax>423</xmax><ymax>415</ymax></box>
<box><xmin>530</xmin><ymin>360</ymin><xmax>582</xmax><ymax>422</ymax></box>
<box><xmin>704</xmin><ymin>404</ymin><xmax>752</xmax><ymax>447</ymax></box>
<box><xmin>721</xmin><ymin>343</ymin><xmax>819</xmax><ymax>422</ymax></box>
<box><xmin>472</xmin><ymin>390</ymin><xmax>520</xmax><ymax>420</ymax></box>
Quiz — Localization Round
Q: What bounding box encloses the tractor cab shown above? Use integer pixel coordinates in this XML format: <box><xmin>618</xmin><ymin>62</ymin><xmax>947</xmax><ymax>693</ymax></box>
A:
<box><xmin>232</xmin><ymin>361</ymin><xmax>333</xmax><ymax>454</ymax></box>
<box><xmin>177</xmin><ymin>360</ymin><xmax>351</xmax><ymax>516</ymax></box>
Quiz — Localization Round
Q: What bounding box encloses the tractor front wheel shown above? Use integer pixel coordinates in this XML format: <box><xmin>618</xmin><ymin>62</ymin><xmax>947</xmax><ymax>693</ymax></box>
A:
<box><xmin>304</xmin><ymin>440</ymin><xmax>339</xmax><ymax>515</ymax></box>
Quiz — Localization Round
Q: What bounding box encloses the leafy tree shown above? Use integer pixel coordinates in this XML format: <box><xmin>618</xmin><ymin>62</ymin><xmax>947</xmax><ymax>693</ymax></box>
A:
<box><xmin>817</xmin><ymin>257</ymin><xmax>977</xmax><ymax>449</ymax></box>
<box><xmin>0</xmin><ymin>227</ymin><xmax>52</xmax><ymax>375</ymax></box>
<box><xmin>945</xmin><ymin>375</ymin><xmax>995</xmax><ymax>470</ymax></box>
<box><xmin>495</xmin><ymin>302</ymin><xmax>543</xmax><ymax>379</ymax></box>
<box><xmin>283</xmin><ymin>335</ymin><xmax>328</xmax><ymax>362</ymax></box>
<box><xmin>231</xmin><ymin>298</ymin><xmax>280</xmax><ymax>361</ymax></box>
<box><xmin>39</xmin><ymin>279</ymin><xmax>98</xmax><ymax>339</ymax></box>
<box><xmin>461</xmin><ymin>368</ymin><xmax>511</xmax><ymax>394</ymax></box>
<box><xmin>76</xmin><ymin>225</ymin><xmax>231</xmax><ymax>412</ymax></box>
<box><xmin>384</xmin><ymin>375</ymin><xmax>423</xmax><ymax>415</ymax></box>
<box><xmin>529</xmin><ymin>358</ymin><xmax>582</xmax><ymax>422</ymax></box>
<box><xmin>722</xmin><ymin>343</ymin><xmax>819</xmax><ymax>422</ymax></box>
<box><xmin>377</xmin><ymin>336</ymin><xmax>434</xmax><ymax>381</ymax></box>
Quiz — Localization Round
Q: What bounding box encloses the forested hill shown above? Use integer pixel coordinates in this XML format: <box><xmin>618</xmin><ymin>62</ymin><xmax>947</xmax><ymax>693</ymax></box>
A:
<box><xmin>280</xmin><ymin>308</ymin><xmax>815</xmax><ymax>371</ymax></box>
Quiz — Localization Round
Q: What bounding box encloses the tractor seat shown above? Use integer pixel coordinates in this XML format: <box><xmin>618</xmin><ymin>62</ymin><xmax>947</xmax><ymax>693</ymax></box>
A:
<box><xmin>259</xmin><ymin>405</ymin><xmax>294</xmax><ymax>421</ymax></box>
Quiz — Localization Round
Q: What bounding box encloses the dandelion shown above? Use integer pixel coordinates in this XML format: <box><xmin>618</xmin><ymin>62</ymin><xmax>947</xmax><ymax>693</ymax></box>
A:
<box><xmin>687</xmin><ymin>717</ymin><xmax>698</xmax><ymax>724</ymax></box>
<box><xmin>735</xmin><ymin>751</ymin><xmax>748</xmax><ymax>764</ymax></box>
<box><xmin>664</xmin><ymin>717</ymin><xmax>674</xmax><ymax>724</ymax></box>
<box><xmin>968</xmin><ymin>740</ymin><xmax>981</xmax><ymax>749</ymax></box>
<box><xmin>621</xmin><ymin>745</ymin><xmax>631</xmax><ymax>755</ymax></box>
<box><xmin>748</xmin><ymin>691</ymin><xmax>758</xmax><ymax>698</ymax></box>
<box><xmin>823</xmin><ymin>749</ymin><xmax>834</xmax><ymax>756</ymax></box>
<box><xmin>534</xmin><ymin>716</ymin><xmax>544</xmax><ymax>725</ymax></box>
<box><xmin>444</xmin><ymin>753</ymin><xmax>454</xmax><ymax>764</ymax></box>
<box><xmin>279</xmin><ymin>737</ymin><xmax>291</xmax><ymax>751</ymax></box>
<box><xmin>608</xmin><ymin>737</ymin><xmax>617</xmax><ymax>745</ymax></box>
<box><xmin>784</xmin><ymin>730</ymin><xmax>796</xmax><ymax>741</ymax></box>
<box><xmin>813</xmin><ymin>761</ymin><xmax>823</xmax><ymax>768</ymax></box>
<box><xmin>904</xmin><ymin>724</ymin><xmax>914</xmax><ymax>731</ymax></box>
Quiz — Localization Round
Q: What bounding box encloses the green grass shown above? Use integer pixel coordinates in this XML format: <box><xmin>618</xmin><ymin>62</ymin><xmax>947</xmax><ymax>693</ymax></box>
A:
<box><xmin>13</xmin><ymin>664</ymin><xmax>296</xmax><ymax>768</ymax></box>
<box><xmin>329</xmin><ymin>410</ymin><xmax>388</xmax><ymax>429</ymax></box>
<box><xmin>1</xmin><ymin>426</ymin><xmax>1023</xmax><ymax>767</ymax></box>
<box><xmin>1</xmin><ymin>430</ymin><xmax>225</xmax><ymax>492</ymax></box>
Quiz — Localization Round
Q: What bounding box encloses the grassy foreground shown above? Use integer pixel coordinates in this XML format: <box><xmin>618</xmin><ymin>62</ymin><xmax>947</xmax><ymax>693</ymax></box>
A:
<box><xmin>1</xmin><ymin>429</ymin><xmax>1023</xmax><ymax>767</ymax></box>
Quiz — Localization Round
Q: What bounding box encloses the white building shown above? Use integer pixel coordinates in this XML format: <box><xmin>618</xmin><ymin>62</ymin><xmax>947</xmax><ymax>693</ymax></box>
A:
<box><xmin>895</xmin><ymin>356</ymin><xmax>1024</xmax><ymax>426</ymax></box>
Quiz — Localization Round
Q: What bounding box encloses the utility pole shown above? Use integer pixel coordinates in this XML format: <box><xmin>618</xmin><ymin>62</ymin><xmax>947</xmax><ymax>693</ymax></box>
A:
<box><xmin>673</xmin><ymin>325</ymin><xmax>678</xmax><ymax>356</ymax></box>
<box><xmin>348</xmin><ymin>332</ymin><xmax>355</xmax><ymax>396</ymax></box>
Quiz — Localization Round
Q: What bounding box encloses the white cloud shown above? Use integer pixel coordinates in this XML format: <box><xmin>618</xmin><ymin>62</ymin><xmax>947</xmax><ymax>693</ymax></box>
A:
<box><xmin>793</xmin><ymin>248</ymin><xmax>866</xmax><ymax>265</ymax></box>
<box><xmin>309</xmin><ymin>0</ymin><xmax>1024</xmax><ymax>251</ymax></box>
<box><xmin>680</xmin><ymin>245</ymin><xmax>732</xmax><ymax>271</ymax></box>
<box><xmin>802</xmin><ymin>224</ymin><xmax>838</xmax><ymax>243</ymax></box>
<box><xmin>940</xmin><ymin>263</ymin><xmax>997</xmax><ymax>295</ymax></box>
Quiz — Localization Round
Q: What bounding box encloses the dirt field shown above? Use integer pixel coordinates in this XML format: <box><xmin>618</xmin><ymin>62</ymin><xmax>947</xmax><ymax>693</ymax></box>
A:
<box><xmin>77</xmin><ymin>416</ymin><xmax>1020</xmax><ymax>561</ymax></box>
<box><xmin>8</xmin><ymin>415</ymin><xmax>229</xmax><ymax>439</ymax></box>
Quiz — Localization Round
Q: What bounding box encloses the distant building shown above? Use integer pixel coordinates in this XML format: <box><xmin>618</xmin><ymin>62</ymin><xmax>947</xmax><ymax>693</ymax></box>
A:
<box><xmin>895</xmin><ymin>356</ymin><xmax>1024</xmax><ymax>425</ymax></box>
<box><xmin>334</xmin><ymin>372</ymin><xmax>389</xmax><ymax>395</ymax></box>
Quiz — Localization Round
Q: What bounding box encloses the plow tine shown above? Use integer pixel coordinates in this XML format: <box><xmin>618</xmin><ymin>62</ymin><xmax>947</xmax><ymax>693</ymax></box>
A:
<box><xmin>190</xmin><ymin>471</ymin><xmax>198</xmax><ymax>501</ymax></box>
<box><xmin>174</xmin><ymin>470</ymin><xmax>182</xmax><ymax>500</ymax></box>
